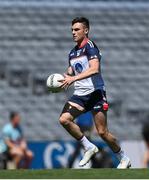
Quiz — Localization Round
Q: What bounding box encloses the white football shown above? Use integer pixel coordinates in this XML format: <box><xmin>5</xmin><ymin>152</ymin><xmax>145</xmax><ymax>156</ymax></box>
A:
<box><xmin>46</xmin><ymin>73</ymin><xmax>64</xmax><ymax>92</ymax></box>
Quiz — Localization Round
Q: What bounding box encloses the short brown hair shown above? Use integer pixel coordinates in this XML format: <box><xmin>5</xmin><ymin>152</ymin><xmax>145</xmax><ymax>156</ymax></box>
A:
<box><xmin>10</xmin><ymin>111</ymin><xmax>18</xmax><ymax>121</ymax></box>
<box><xmin>72</xmin><ymin>17</ymin><xmax>90</xmax><ymax>30</ymax></box>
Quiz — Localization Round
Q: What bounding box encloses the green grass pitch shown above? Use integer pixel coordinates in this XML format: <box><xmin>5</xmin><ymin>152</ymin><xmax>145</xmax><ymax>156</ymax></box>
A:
<box><xmin>0</xmin><ymin>169</ymin><xmax>149</xmax><ymax>179</ymax></box>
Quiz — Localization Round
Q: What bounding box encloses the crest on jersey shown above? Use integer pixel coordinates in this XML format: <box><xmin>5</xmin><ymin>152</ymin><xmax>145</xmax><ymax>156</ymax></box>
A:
<box><xmin>75</xmin><ymin>62</ymin><xmax>83</xmax><ymax>73</ymax></box>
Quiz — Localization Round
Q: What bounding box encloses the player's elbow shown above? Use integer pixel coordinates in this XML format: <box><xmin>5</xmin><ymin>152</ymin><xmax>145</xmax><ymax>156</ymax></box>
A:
<box><xmin>91</xmin><ymin>68</ymin><xmax>99</xmax><ymax>75</ymax></box>
<box><xmin>94</xmin><ymin>69</ymin><xmax>99</xmax><ymax>74</ymax></box>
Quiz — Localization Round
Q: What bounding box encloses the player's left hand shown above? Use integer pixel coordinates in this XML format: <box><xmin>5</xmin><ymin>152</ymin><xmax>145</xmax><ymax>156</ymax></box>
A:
<box><xmin>59</xmin><ymin>73</ymin><xmax>76</xmax><ymax>89</ymax></box>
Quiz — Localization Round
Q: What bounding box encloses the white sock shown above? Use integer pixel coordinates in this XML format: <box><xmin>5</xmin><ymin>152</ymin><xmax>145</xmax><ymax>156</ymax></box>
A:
<box><xmin>115</xmin><ymin>149</ymin><xmax>126</xmax><ymax>161</ymax></box>
<box><xmin>79</xmin><ymin>136</ymin><xmax>95</xmax><ymax>151</ymax></box>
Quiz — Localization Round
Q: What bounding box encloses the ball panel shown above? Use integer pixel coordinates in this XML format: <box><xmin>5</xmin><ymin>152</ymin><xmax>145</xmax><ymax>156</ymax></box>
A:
<box><xmin>52</xmin><ymin>73</ymin><xmax>64</xmax><ymax>88</ymax></box>
<box><xmin>46</xmin><ymin>73</ymin><xmax>64</xmax><ymax>93</ymax></box>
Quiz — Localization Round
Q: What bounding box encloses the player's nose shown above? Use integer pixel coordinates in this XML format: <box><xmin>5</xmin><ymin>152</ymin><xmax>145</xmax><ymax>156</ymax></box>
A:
<box><xmin>73</xmin><ymin>33</ymin><xmax>77</xmax><ymax>38</ymax></box>
<box><xmin>72</xmin><ymin>30</ymin><xmax>76</xmax><ymax>35</ymax></box>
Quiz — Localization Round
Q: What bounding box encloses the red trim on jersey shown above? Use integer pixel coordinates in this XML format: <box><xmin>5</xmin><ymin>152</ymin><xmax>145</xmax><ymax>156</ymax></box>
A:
<box><xmin>78</xmin><ymin>38</ymin><xmax>89</xmax><ymax>49</ymax></box>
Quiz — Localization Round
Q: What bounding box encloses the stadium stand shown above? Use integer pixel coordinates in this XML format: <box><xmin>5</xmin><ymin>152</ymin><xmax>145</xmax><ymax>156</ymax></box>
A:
<box><xmin>0</xmin><ymin>0</ymin><xmax>149</xmax><ymax>140</ymax></box>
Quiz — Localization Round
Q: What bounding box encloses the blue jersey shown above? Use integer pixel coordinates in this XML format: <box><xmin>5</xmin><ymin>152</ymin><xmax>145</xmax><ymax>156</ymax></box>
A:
<box><xmin>69</xmin><ymin>39</ymin><xmax>105</xmax><ymax>96</ymax></box>
<box><xmin>0</xmin><ymin>123</ymin><xmax>23</xmax><ymax>153</ymax></box>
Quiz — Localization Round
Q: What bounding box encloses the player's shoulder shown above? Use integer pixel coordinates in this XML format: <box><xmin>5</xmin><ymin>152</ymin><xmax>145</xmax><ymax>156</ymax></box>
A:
<box><xmin>2</xmin><ymin>123</ymin><xmax>12</xmax><ymax>133</ymax></box>
<box><xmin>68</xmin><ymin>45</ymin><xmax>77</xmax><ymax>59</ymax></box>
<box><xmin>69</xmin><ymin>45</ymin><xmax>77</xmax><ymax>53</ymax></box>
<box><xmin>86</xmin><ymin>39</ymin><xmax>99</xmax><ymax>50</ymax></box>
<box><xmin>86</xmin><ymin>39</ymin><xmax>102</xmax><ymax>60</ymax></box>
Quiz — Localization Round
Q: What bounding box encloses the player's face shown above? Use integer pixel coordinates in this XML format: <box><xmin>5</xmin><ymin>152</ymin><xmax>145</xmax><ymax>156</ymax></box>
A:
<box><xmin>12</xmin><ymin>115</ymin><xmax>21</xmax><ymax>126</ymax></box>
<box><xmin>72</xmin><ymin>23</ymin><xmax>88</xmax><ymax>43</ymax></box>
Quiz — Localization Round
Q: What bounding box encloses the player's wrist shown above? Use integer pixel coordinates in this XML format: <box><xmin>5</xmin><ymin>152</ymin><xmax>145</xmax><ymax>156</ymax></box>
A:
<box><xmin>74</xmin><ymin>75</ymin><xmax>78</xmax><ymax>82</ymax></box>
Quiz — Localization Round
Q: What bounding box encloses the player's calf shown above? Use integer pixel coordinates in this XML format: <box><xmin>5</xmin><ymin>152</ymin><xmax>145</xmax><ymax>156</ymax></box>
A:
<box><xmin>96</xmin><ymin>128</ymin><xmax>108</xmax><ymax>140</ymax></box>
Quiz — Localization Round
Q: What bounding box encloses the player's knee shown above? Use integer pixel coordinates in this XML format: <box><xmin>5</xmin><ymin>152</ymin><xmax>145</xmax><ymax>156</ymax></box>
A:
<box><xmin>14</xmin><ymin>151</ymin><xmax>24</xmax><ymax>160</ymax></box>
<box><xmin>18</xmin><ymin>150</ymin><xmax>24</xmax><ymax>158</ymax></box>
<box><xmin>59</xmin><ymin>115</ymin><xmax>71</xmax><ymax>126</ymax></box>
<box><xmin>26</xmin><ymin>151</ymin><xmax>34</xmax><ymax>160</ymax></box>
<box><xmin>10</xmin><ymin>148</ymin><xmax>24</xmax><ymax>158</ymax></box>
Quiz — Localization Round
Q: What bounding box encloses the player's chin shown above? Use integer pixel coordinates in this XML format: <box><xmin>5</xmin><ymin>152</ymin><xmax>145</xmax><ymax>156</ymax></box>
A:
<box><xmin>73</xmin><ymin>37</ymin><xmax>78</xmax><ymax>42</ymax></box>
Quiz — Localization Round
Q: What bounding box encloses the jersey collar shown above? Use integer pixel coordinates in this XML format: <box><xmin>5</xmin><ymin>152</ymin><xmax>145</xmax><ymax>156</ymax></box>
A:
<box><xmin>78</xmin><ymin>38</ymin><xmax>89</xmax><ymax>49</ymax></box>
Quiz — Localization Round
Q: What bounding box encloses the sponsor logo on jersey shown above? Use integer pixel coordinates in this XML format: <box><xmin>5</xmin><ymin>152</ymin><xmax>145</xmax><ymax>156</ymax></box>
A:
<box><xmin>94</xmin><ymin>105</ymin><xmax>101</xmax><ymax>109</ymax></box>
<box><xmin>77</xmin><ymin>50</ymin><xmax>82</xmax><ymax>57</ymax></box>
<box><xmin>74</xmin><ymin>62</ymin><xmax>83</xmax><ymax>73</ymax></box>
<box><xmin>70</xmin><ymin>52</ymin><xmax>75</xmax><ymax>56</ymax></box>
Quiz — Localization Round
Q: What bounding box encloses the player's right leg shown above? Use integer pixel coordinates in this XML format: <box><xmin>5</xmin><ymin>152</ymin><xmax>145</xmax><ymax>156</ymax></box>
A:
<box><xmin>59</xmin><ymin>102</ymin><xmax>84</xmax><ymax>139</ymax></box>
<box><xmin>93</xmin><ymin>110</ymin><xmax>131</xmax><ymax>169</ymax></box>
<box><xmin>9</xmin><ymin>147</ymin><xmax>24</xmax><ymax>168</ymax></box>
<box><xmin>59</xmin><ymin>101</ymin><xmax>98</xmax><ymax>167</ymax></box>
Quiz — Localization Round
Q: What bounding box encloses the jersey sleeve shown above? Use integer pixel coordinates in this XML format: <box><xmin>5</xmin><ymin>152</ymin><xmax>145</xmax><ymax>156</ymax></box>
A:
<box><xmin>86</xmin><ymin>43</ymin><xmax>102</xmax><ymax>61</ymax></box>
<box><xmin>2</xmin><ymin>126</ymin><xmax>11</xmax><ymax>140</ymax></box>
<box><xmin>68</xmin><ymin>51</ymin><xmax>72</xmax><ymax>66</ymax></box>
<box><xmin>68</xmin><ymin>56</ymin><xmax>71</xmax><ymax>67</ymax></box>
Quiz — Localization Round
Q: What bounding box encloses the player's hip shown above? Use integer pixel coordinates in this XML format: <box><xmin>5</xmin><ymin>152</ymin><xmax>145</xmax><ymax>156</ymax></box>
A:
<box><xmin>69</xmin><ymin>88</ymin><xmax>109</xmax><ymax>112</ymax></box>
<box><xmin>73</xmin><ymin>85</ymin><xmax>105</xmax><ymax>96</ymax></box>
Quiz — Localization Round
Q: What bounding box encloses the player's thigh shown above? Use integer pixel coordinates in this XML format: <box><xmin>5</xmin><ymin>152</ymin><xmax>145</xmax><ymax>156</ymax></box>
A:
<box><xmin>92</xmin><ymin>110</ymin><xmax>108</xmax><ymax>133</ymax></box>
<box><xmin>25</xmin><ymin>149</ymin><xmax>34</xmax><ymax>159</ymax></box>
<box><xmin>68</xmin><ymin>101</ymin><xmax>85</xmax><ymax>111</ymax></box>
<box><xmin>9</xmin><ymin>147</ymin><xmax>24</xmax><ymax>157</ymax></box>
<box><xmin>90</xmin><ymin>89</ymin><xmax>109</xmax><ymax>133</ymax></box>
<box><xmin>59</xmin><ymin>102</ymin><xmax>85</xmax><ymax>125</ymax></box>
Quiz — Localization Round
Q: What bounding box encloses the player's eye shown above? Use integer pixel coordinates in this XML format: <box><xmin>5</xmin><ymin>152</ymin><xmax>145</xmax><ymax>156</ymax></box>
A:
<box><xmin>71</xmin><ymin>28</ymin><xmax>80</xmax><ymax>33</ymax></box>
<box><xmin>74</xmin><ymin>28</ymin><xmax>80</xmax><ymax>31</ymax></box>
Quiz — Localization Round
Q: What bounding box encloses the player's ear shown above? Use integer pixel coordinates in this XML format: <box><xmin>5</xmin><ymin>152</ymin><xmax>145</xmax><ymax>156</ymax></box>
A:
<box><xmin>85</xmin><ymin>28</ymin><xmax>89</xmax><ymax>35</ymax></box>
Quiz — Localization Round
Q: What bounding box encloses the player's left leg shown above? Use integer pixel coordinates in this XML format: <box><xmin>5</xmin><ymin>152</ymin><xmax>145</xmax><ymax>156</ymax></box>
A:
<box><xmin>23</xmin><ymin>149</ymin><xmax>34</xmax><ymax>169</ymax></box>
<box><xmin>93</xmin><ymin>110</ymin><xmax>120</xmax><ymax>152</ymax></box>
<box><xmin>92</xmin><ymin>110</ymin><xmax>131</xmax><ymax>168</ymax></box>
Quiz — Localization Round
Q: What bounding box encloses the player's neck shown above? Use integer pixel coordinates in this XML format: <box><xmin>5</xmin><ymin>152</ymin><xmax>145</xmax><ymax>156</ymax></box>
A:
<box><xmin>11</xmin><ymin>122</ymin><xmax>18</xmax><ymax>128</ymax></box>
<box><xmin>77</xmin><ymin>37</ymin><xmax>89</xmax><ymax>48</ymax></box>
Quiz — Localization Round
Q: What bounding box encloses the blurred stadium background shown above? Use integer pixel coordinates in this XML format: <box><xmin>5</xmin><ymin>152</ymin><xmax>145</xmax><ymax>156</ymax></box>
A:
<box><xmin>0</xmin><ymin>0</ymin><xmax>149</xmax><ymax>169</ymax></box>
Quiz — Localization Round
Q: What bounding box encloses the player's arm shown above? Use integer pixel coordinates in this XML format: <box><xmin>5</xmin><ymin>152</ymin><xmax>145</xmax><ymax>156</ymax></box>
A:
<box><xmin>75</xmin><ymin>44</ymin><xmax>101</xmax><ymax>80</ymax></box>
<box><xmin>61</xmin><ymin>58</ymin><xmax>99</xmax><ymax>88</ymax></box>
<box><xmin>5</xmin><ymin>139</ymin><xmax>16</xmax><ymax>149</ymax></box>
<box><xmin>74</xmin><ymin>58</ymin><xmax>99</xmax><ymax>81</ymax></box>
<box><xmin>20</xmin><ymin>139</ymin><xmax>28</xmax><ymax>151</ymax></box>
<box><xmin>18</xmin><ymin>127</ymin><xmax>28</xmax><ymax>151</ymax></box>
<box><xmin>2</xmin><ymin>127</ymin><xmax>15</xmax><ymax>149</ymax></box>
<box><xmin>5</xmin><ymin>139</ymin><xmax>24</xmax><ymax>153</ymax></box>
<box><xmin>66</xmin><ymin>66</ymin><xmax>74</xmax><ymax>76</ymax></box>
